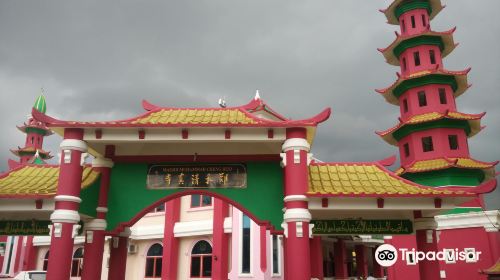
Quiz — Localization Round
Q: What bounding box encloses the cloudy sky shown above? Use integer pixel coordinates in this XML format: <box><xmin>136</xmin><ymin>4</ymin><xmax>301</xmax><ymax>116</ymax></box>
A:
<box><xmin>0</xmin><ymin>1</ymin><xmax>498</xmax><ymax>208</ymax></box>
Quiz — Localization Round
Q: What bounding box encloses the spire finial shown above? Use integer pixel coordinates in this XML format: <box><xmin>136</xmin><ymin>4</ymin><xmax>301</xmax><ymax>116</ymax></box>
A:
<box><xmin>33</xmin><ymin>92</ymin><xmax>47</xmax><ymax>114</ymax></box>
<box><xmin>254</xmin><ymin>90</ymin><xmax>261</xmax><ymax>100</ymax></box>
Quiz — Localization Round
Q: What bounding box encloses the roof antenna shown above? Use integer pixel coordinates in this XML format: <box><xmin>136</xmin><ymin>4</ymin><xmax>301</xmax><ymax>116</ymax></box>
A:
<box><xmin>218</xmin><ymin>96</ymin><xmax>227</xmax><ymax>108</ymax></box>
<box><xmin>254</xmin><ymin>90</ymin><xmax>261</xmax><ymax>100</ymax></box>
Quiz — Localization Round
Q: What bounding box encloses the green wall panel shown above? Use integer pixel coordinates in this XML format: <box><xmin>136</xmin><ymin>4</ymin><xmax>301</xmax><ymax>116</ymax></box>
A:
<box><xmin>104</xmin><ymin>162</ymin><xmax>284</xmax><ymax>232</ymax></box>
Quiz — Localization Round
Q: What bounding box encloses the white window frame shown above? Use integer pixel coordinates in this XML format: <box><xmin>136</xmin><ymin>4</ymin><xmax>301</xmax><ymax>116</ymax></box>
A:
<box><xmin>271</xmin><ymin>235</ymin><xmax>282</xmax><ymax>276</ymax></box>
<box><xmin>238</xmin><ymin>212</ymin><xmax>253</xmax><ymax>277</ymax></box>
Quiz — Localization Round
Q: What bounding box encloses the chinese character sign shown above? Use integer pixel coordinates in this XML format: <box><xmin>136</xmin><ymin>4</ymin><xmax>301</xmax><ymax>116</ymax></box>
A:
<box><xmin>311</xmin><ymin>219</ymin><xmax>413</xmax><ymax>235</ymax></box>
<box><xmin>147</xmin><ymin>164</ymin><xmax>247</xmax><ymax>189</ymax></box>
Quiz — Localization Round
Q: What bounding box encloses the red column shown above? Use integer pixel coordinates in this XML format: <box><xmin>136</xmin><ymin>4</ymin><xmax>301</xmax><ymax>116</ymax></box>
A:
<box><xmin>310</xmin><ymin>236</ymin><xmax>324</xmax><ymax>280</ymax></box>
<box><xmin>372</xmin><ymin>247</ymin><xmax>384</xmax><ymax>279</ymax></box>
<box><xmin>355</xmin><ymin>244</ymin><xmax>368</xmax><ymax>278</ymax></box>
<box><xmin>46</xmin><ymin>129</ymin><xmax>87</xmax><ymax>280</ymax></box>
<box><xmin>415</xmin><ymin>216</ymin><xmax>440</xmax><ymax>280</ymax></box>
<box><xmin>282</xmin><ymin>127</ymin><xmax>312</xmax><ymax>280</ymax></box>
<box><xmin>82</xmin><ymin>158</ymin><xmax>114</xmax><ymax>280</ymax></box>
<box><xmin>487</xmin><ymin>231</ymin><xmax>500</xmax><ymax>263</ymax></box>
<box><xmin>334</xmin><ymin>239</ymin><xmax>348</xmax><ymax>280</ymax></box>
<box><xmin>212</xmin><ymin>199</ymin><xmax>230</xmax><ymax>279</ymax></box>
<box><xmin>21</xmin><ymin>236</ymin><xmax>37</xmax><ymax>271</ymax></box>
<box><xmin>108</xmin><ymin>230</ymin><xmax>130</xmax><ymax>280</ymax></box>
<box><xmin>162</xmin><ymin>198</ymin><xmax>181</xmax><ymax>280</ymax></box>
<box><xmin>415</xmin><ymin>229</ymin><xmax>440</xmax><ymax>280</ymax></box>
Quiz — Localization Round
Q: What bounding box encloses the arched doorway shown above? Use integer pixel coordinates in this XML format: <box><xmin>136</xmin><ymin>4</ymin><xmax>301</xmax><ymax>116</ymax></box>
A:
<box><xmin>145</xmin><ymin>243</ymin><xmax>163</xmax><ymax>278</ymax></box>
<box><xmin>70</xmin><ymin>247</ymin><xmax>84</xmax><ymax>278</ymax></box>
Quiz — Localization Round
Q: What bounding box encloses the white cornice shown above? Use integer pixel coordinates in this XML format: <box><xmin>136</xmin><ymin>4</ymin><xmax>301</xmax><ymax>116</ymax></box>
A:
<box><xmin>435</xmin><ymin>210</ymin><xmax>499</xmax><ymax>232</ymax></box>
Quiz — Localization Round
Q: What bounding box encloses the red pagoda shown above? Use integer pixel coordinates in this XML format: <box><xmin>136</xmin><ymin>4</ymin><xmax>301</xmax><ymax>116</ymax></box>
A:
<box><xmin>9</xmin><ymin>95</ymin><xmax>53</xmax><ymax>167</ymax></box>
<box><xmin>377</xmin><ymin>0</ymin><xmax>497</xmax><ymax>189</ymax></box>
<box><xmin>378</xmin><ymin>1</ymin><xmax>499</xmax><ymax>279</ymax></box>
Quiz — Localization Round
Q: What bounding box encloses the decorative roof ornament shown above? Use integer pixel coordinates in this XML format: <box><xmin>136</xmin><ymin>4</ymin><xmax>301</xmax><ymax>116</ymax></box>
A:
<box><xmin>218</xmin><ymin>96</ymin><xmax>227</xmax><ymax>108</ymax></box>
<box><xmin>33</xmin><ymin>90</ymin><xmax>47</xmax><ymax>114</ymax></box>
<box><xmin>254</xmin><ymin>90</ymin><xmax>261</xmax><ymax>100</ymax></box>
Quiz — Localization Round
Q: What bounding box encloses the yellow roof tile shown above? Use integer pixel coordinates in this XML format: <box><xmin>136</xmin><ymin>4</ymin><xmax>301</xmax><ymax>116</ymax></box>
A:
<box><xmin>131</xmin><ymin>108</ymin><xmax>257</xmax><ymax>126</ymax></box>
<box><xmin>0</xmin><ymin>165</ymin><xmax>100</xmax><ymax>197</ymax></box>
<box><xmin>307</xmin><ymin>163</ymin><xmax>473</xmax><ymax>196</ymax></box>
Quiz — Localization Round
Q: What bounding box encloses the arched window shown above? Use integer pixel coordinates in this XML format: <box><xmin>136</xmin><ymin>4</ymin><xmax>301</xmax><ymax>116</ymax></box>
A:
<box><xmin>190</xmin><ymin>240</ymin><xmax>212</xmax><ymax>278</ymax></box>
<box><xmin>145</xmin><ymin>243</ymin><xmax>163</xmax><ymax>278</ymax></box>
<box><xmin>42</xmin><ymin>251</ymin><xmax>49</xmax><ymax>271</ymax></box>
<box><xmin>71</xmin><ymin>248</ymin><xmax>84</xmax><ymax>277</ymax></box>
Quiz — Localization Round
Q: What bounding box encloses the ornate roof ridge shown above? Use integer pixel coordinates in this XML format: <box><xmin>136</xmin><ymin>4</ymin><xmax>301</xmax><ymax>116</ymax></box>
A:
<box><xmin>32</xmin><ymin>97</ymin><xmax>331</xmax><ymax>129</ymax></box>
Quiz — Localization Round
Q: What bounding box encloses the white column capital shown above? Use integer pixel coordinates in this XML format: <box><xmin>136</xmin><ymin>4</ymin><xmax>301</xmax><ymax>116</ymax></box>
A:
<box><xmin>282</xmin><ymin>138</ymin><xmax>310</xmax><ymax>152</ymax></box>
<box><xmin>92</xmin><ymin>157</ymin><xmax>114</xmax><ymax>168</ymax></box>
<box><xmin>284</xmin><ymin>195</ymin><xmax>309</xmax><ymax>203</ymax></box>
<box><xmin>50</xmin><ymin>209</ymin><xmax>80</xmax><ymax>223</ymax></box>
<box><xmin>85</xmin><ymin>219</ymin><xmax>107</xmax><ymax>231</ymax></box>
<box><xmin>283</xmin><ymin>208</ymin><xmax>312</xmax><ymax>223</ymax></box>
<box><xmin>60</xmin><ymin>139</ymin><xmax>88</xmax><ymax>152</ymax></box>
<box><xmin>119</xmin><ymin>227</ymin><xmax>132</xmax><ymax>237</ymax></box>
<box><xmin>414</xmin><ymin>217</ymin><xmax>437</xmax><ymax>231</ymax></box>
<box><xmin>96</xmin><ymin>207</ymin><xmax>108</xmax><ymax>213</ymax></box>
<box><xmin>54</xmin><ymin>195</ymin><xmax>82</xmax><ymax>204</ymax></box>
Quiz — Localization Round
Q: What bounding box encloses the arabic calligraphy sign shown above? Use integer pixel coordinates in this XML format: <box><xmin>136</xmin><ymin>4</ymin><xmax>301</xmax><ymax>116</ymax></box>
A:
<box><xmin>147</xmin><ymin>164</ymin><xmax>247</xmax><ymax>189</ymax></box>
<box><xmin>311</xmin><ymin>219</ymin><xmax>413</xmax><ymax>235</ymax></box>
<box><xmin>0</xmin><ymin>220</ymin><xmax>51</xmax><ymax>235</ymax></box>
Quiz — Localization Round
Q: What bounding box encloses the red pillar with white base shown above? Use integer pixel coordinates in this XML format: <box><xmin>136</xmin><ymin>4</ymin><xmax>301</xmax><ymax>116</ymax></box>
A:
<box><xmin>334</xmin><ymin>239</ymin><xmax>348</xmax><ymax>280</ymax></box>
<box><xmin>281</xmin><ymin>127</ymin><xmax>312</xmax><ymax>280</ymax></box>
<box><xmin>310</xmin><ymin>236</ymin><xmax>324</xmax><ymax>280</ymax></box>
<box><xmin>355</xmin><ymin>244</ymin><xmax>368</xmax><ymax>278</ymax></box>
<box><xmin>372</xmin><ymin>247</ymin><xmax>384</xmax><ymax>279</ymax></box>
<box><xmin>415</xmin><ymin>216</ymin><xmax>440</xmax><ymax>280</ymax></box>
<box><xmin>46</xmin><ymin>129</ymin><xmax>87</xmax><ymax>280</ymax></box>
<box><xmin>108</xmin><ymin>229</ymin><xmax>130</xmax><ymax>280</ymax></box>
<box><xmin>212</xmin><ymin>198</ymin><xmax>230</xmax><ymax>279</ymax></box>
<box><xmin>81</xmin><ymin>158</ymin><xmax>114</xmax><ymax>280</ymax></box>
<box><xmin>162</xmin><ymin>198</ymin><xmax>181</xmax><ymax>280</ymax></box>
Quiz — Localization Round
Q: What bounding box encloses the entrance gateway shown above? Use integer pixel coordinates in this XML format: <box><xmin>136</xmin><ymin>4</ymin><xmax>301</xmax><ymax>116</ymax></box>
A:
<box><xmin>0</xmin><ymin>0</ymin><xmax>498</xmax><ymax>279</ymax></box>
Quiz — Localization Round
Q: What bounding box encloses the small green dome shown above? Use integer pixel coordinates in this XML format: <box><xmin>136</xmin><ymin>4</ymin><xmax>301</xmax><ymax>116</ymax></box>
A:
<box><xmin>33</xmin><ymin>95</ymin><xmax>47</xmax><ymax>113</ymax></box>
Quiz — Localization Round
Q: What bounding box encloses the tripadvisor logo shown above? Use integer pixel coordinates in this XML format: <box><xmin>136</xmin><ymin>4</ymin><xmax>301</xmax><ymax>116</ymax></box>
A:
<box><xmin>375</xmin><ymin>244</ymin><xmax>482</xmax><ymax>267</ymax></box>
<box><xmin>375</xmin><ymin>244</ymin><xmax>398</xmax><ymax>267</ymax></box>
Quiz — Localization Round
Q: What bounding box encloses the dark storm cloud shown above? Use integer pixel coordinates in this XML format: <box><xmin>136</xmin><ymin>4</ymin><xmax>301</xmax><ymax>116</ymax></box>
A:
<box><xmin>0</xmin><ymin>0</ymin><xmax>498</xmax><ymax>208</ymax></box>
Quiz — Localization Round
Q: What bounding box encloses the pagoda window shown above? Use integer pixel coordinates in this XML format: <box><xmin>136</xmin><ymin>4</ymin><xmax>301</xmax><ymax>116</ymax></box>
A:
<box><xmin>70</xmin><ymin>248</ymin><xmax>84</xmax><ymax>277</ymax></box>
<box><xmin>190</xmin><ymin>240</ymin><xmax>212</xmax><ymax>278</ymax></box>
<box><xmin>403</xmin><ymin>143</ymin><xmax>410</xmax><ymax>157</ymax></box>
<box><xmin>414</xmin><ymin>51</ymin><xmax>421</xmax><ymax>66</ymax></box>
<box><xmin>429</xmin><ymin>50</ymin><xmax>436</xmax><ymax>64</ymax></box>
<box><xmin>145</xmin><ymin>243</ymin><xmax>163</xmax><ymax>278</ymax></box>
<box><xmin>402</xmin><ymin>19</ymin><xmax>406</xmax><ymax>33</ymax></box>
<box><xmin>190</xmin><ymin>195</ymin><xmax>212</xmax><ymax>208</ymax></box>
<box><xmin>411</xmin><ymin>15</ymin><xmax>416</xmax><ymax>28</ymax></box>
<box><xmin>422</xmin><ymin>136</ymin><xmax>434</xmax><ymax>152</ymax></box>
<box><xmin>241</xmin><ymin>214</ymin><xmax>251</xmax><ymax>274</ymax></box>
<box><xmin>403</xmin><ymin>99</ymin><xmax>409</xmax><ymax>112</ymax></box>
<box><xmin>402</xmin><ymin>57</ymin><xmax>407</xmax><ymax>71</ymax></box>
<box><xmin>448</xmin><ymin>135</ymin><xmax>459</xmax><ymax>150</ymax></box>
<box><xmin>418</xmin><ymin>91</ymin><xmax>427</xmax><ymax>107</ymax></box>
<box><xmin>31</xmin><ymin>137</ymin><xmax>34</xmax><ymax>144</ymax></box>
<box><xmin>421</xmin><ymin>14</ymin><xmax>426</xmax><ymax>27</ymax></box>
<box><xmin>439</xmin><ymin>88</ymin><xmax>447</xmax><ymax>104</ymax></box>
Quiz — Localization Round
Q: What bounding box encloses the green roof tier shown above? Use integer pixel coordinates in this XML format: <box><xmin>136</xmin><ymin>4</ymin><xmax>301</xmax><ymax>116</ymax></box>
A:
<box><xmin>379</xmin><ymin>29</ymin><xmax>456</xmax><ymax>66</ymax></box>
<box><xmin>377</xmin><ymin>111</ymin><xmax>485</xmax><ymax>145</ymax></box>
<box><xmin>381</xmin><ymin>0</ymin><xmax>444</xmax><ymax>25</ymax></box>
<box><xmin>376</xmin><ymin>68</ymin><xmax>470</xmax><ymax>105</ymax></box>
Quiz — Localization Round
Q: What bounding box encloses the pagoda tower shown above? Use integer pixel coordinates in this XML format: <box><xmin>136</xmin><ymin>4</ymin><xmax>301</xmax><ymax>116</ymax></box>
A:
<box><xmin>376</xmin><ymin>0</ymin><xmax>498</xmax><ymax>187</ymax></box>
<box><xmin>10</xmin><ymin>95</ymin><xmax>53</xmax><ymax>165</ymax></box>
